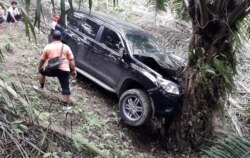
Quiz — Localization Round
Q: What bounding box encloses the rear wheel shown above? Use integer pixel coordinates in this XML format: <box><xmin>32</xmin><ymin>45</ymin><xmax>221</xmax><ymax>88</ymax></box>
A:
<box><xmin>119</xmin><ymin>89</ymin><xmax>152</xmax><ymax>126</ymax></box>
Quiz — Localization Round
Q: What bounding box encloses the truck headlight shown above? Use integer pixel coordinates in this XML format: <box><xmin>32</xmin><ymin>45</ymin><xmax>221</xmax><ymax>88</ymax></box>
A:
<box><xmin>157</xmin><ymin>77</ymin><xmax>180</xmax><ymax>95</ymax></box>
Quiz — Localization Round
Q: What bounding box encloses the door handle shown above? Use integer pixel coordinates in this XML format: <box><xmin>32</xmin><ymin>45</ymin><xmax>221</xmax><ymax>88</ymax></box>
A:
<box><xmin>64</xmin><ymin>29</ymin><xmax>71</xmax><ymax>34</ymax></box>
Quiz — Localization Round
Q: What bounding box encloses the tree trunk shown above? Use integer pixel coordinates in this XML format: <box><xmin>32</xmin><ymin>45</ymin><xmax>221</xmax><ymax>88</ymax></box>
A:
<box><xmin>166</xmin><ymin>0</ymin><xmax>250</xmax><ymax>151</ymax></box>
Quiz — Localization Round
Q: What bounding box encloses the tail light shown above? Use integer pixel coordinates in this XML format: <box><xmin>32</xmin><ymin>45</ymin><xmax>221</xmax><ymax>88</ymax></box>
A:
<box><xmin>51</xmin><ymin>15</ymin><xmax>60</xmax><ymax>30</ymax></box>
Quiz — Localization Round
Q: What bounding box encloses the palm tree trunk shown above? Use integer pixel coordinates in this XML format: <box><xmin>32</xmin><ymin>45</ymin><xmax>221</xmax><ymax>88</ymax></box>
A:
<box><xmin>166</xmin><ymin>0</ymin><xmax>250</xmax><ymax>151</ymax></box>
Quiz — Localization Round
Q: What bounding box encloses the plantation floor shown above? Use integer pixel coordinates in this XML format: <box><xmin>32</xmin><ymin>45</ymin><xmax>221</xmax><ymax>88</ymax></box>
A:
<box><xmin>0</xmin><ymin>22</ymin><xmax>179</xmax><ymax>158</ymax></box>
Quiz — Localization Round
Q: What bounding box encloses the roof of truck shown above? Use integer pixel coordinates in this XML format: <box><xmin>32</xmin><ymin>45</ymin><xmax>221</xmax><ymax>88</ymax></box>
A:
<box><xmin>68</xmin><ymin>8</ymin><xmax>149</xmax><ymax>35</ymax></box>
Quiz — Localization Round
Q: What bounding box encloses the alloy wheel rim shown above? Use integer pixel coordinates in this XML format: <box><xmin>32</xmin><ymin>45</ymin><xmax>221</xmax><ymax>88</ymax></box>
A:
<box><xmin>122</xmin><ymin>95</ymin><xmax>143</xmax><ymax>121</ymax></box>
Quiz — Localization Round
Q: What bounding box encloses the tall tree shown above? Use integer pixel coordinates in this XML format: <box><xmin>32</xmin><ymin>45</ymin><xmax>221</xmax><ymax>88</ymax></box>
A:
<box><xmin>166</xmin><ymin>0</ymin><xmax>250</xmax><ymax>151</ymax></box>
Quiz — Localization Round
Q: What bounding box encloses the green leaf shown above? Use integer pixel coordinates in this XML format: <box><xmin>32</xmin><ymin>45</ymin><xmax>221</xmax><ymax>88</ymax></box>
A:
<box><xmin>21</xmin><ymin>8</ymin><xmax>37</xmax><ymax>41</ymax></box>
<box><xmin>0</xmin><ymin>49</ymin><xmax>4</xmax><ymax>62</ymax></box>
<box><xmin>205</xmin><ymin>69</ymin><xmax>216</xmax><ymax>75</ymax></box>
<box><xmin>217</xmin><ymin>140</ymin><xmax>239</xmax><ymax>157</ymax></box>
<box><xmin>34</xmin><ymin>0</ymin><xmax>42</xmax><ymax>29</ymax></box>
<box><xmin>213</xmin><ymin>58</ymin><xmax>225</xmax><ymax>73</ymax></box>
<box><xmin>24</xmin><ymin>0</ymin><xmax>31</xmax><ymax>14</ymax></box>
<box><xmin>148</xmin><ymin>0</ymin><xmax>166</xmax><ymax>11</ymax></box>
<box><xmin>201</xmin><ymin>136</ymin><xmax>250</xmax><ymax>158</ymax></box>
<box><xmin>230</xmin><ymin>136</ymin><xmax>250</xmax><ymax>152</ymax></box>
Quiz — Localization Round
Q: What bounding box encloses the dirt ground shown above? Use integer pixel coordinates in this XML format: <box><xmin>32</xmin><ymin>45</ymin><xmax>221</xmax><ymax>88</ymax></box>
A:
<box><xmin>0</xmin><ymin>22</ymin><xmax>180</xmax><ymax>157</ymax></box>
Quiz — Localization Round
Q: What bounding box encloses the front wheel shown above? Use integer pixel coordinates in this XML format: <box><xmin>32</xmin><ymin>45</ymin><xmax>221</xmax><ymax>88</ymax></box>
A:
<box><xmin>119</xmin><ymin>89</ymin><xmax>152</xmax><ymax>126</ymax></box>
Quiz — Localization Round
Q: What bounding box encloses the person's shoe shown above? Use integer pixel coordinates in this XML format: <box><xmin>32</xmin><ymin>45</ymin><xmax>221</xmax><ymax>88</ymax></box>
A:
<box><xmin>62</xmin><ymin>101</ymin><xmax>74</xmax><ymax>112</ymax></box>
<box><xmin>62</xmin><ymin>105</ymin><xmax>73</xmax><ymax>113</ymax></box>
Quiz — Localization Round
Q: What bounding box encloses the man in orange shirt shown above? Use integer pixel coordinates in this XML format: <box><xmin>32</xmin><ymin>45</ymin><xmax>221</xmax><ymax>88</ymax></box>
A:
<box><xmin>38</xmin><ymin>30</ymin><xmax>77</xmax><ymax>106</ymax></box>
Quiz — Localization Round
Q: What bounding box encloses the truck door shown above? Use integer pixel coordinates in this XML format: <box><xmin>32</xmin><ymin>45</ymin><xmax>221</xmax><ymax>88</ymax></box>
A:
<box><xmin>75</xmin><ymin>18</ymin><xmax>101</xmax><ymax>72</ymax></box>
<box><xmin>88</xmin><ymin>27</ymin><xmax>123</xmax><ymax>87</ymax></box>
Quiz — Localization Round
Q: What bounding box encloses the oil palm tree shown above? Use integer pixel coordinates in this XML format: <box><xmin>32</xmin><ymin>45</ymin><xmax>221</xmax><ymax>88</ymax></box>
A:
<box><xmin>164</xmin><ymin>0</ymin><xmax>250</xmax><ymax>150</ymax></box>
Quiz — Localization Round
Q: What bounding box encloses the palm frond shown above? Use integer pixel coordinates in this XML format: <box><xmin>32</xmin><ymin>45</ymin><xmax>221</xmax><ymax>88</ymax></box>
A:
<box><xmin>34</xmin><ymin>0</ymin><xmax>41</xmax><ymax>29</ymax></box>
<box><xmin>165</xmin><ymin>0</ymin><xmax>190</xmax><ymax>21</ymax></box>
<box><xmin>21</xmin><ymin>8</ymin><xmax>36</xmax><ymax>41</ymax></box>
<box><xmin>0</xmin><ymin>49</ymin><xmax>4</xmax><ymax>63</ymax></box>
<box><xmin>201</xmin><ymin>136</ymin><xmax>250</xmax><ymax>158</ymax></box>
<box><xmin>148</xmin><ymin>0</ymin><xmax>166</xmax><ymax>11</ymax></box>
<box><xmin>24</xmin><ymin>0</ymin><xmax>31</xmax><ymax>14</ymax></box>
<box><xmin>156</xmin><ymin>0</ymin><xmax>166</xmax><ymax>11</ymax></box>
<box><xmin>233</xmin><ymin>14</ymin><xmax>250</xmax><ymax>53</ymax></box>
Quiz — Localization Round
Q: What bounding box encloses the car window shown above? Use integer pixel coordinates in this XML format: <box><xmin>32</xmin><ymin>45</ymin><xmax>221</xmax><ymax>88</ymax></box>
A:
<box><xmin>66</xmin><ymin>12</ymin><xmax>81</xmax><ymax>30</ymax></box>
<box><xmin>100</xmin><ymin>27</ymin><xmax>122</xmax><ymax>52</ymax></box>
<box><xmin>79</xmin><ymin>18</ymin><xmax>100</xmax><ymax>39</ymax></box>
<box><xmin>126</xmin><ymin>33</ymin><xmax>163</xmax><ymax>55</ymax></box>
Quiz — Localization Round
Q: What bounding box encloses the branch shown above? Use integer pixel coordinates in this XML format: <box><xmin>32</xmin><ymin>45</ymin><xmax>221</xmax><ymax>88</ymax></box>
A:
<box><xmin>183</xmin><ymin>0</ymin><xmax>189</xmax><ymax>8</ymax></box>
<box><xmin>228</xmin><ymin>0</ymin><xmax>250</xmax><ymax>26</ymax></box>
<box><xmin>195</xmin><ymin>0</ymin><xmax>209</xmax><ymax>27</ymax></box>
<box><xmin>215</xmin><ymin>0</ymin><xmax>229</xmax><ymax>14</ymax></box>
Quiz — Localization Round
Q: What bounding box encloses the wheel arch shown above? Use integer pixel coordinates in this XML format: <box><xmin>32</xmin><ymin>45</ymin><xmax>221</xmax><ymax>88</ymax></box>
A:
<box><xmin>118</xmin><ymin>78</ymin><xmax>155</xmax><ymax>117</ymax></box>
<box><xmin>118</xmin><ymin>78</ymin><xmax>146</xmax><ymax>97</ymax></box>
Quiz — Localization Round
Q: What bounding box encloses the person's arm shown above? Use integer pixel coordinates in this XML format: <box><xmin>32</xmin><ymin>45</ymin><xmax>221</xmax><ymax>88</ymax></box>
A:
<box><xmin>38</xmin><ymin>49</ymin><xmax>48</xmax><ymax>72</ymax></box>
<box><xmin>8</xmin><ymin>8</ymin><xmax>16</xmax><ymax>22</ymax></box>
<box><xmin>38</xmin><ymin>59</ymin><xmax>46</xmax><ymax>72</ymax></box>
<box><xmin>66</xmin><ymin>46</ymin><xmax>77</xmax><ymax>77</ymax></box>
<box><xmin>69</xmin><ymin>59</ymin><xmax>77</xmax><ymax>77</ymax></box>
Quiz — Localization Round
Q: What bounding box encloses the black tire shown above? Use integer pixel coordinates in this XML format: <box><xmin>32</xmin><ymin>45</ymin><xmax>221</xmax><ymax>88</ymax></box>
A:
<box><xmin>119</xmin><ymin>89</ymin><xmax>152</xmax><ymax>126</ymax></box>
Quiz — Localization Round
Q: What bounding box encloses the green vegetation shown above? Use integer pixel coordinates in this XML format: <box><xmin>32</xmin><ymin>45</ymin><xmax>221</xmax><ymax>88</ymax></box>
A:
<box><xmin>201</xmin><ymin>136</ymin><xmax>250</xmax><ymax>158</ymax></box>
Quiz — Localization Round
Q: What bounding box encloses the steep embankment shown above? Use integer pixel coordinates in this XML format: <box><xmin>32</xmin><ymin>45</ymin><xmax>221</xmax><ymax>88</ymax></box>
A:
<box><xmin>0</xmin><ymin>21</ymin><xmax>176</xmax><ymax>158</ymax></box>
